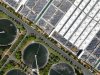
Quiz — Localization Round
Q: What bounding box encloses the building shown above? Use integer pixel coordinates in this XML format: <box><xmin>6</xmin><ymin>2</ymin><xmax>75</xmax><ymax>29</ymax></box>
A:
<box><xmin>2</xmin><ymin>0</ymin><xmax>100</xmax><ymax>71</ymax></box>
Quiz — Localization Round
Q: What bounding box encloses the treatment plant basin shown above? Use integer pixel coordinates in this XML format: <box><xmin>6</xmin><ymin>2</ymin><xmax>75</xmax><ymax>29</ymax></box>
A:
<box><xmin>0</xmin><ymin>19</ymin><xmax>17</xmax><ymax>46</ymax></box>
<box><xmin>23</xmin><ymin>43</ymin><xmax>49</xmax><ymax>69</ymax></box>
<box><xmin>6</xmin><ymin>69</ymin><xmax>26</xmax><ymax>75</ymax></box>
<box><xmin>49</xmin><ymin>62</ymin><xmax>75</xmax><ymax>75</ymax></box>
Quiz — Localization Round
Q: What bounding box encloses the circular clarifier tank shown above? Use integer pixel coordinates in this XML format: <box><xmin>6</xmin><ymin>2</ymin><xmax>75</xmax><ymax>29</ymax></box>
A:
<box><xmin>23</xmin><ymin>43</ymin><xmax>49</xmax><ymax>69</ymax></box>
<box><xmin>6</xmin><ymin>69</ymin><xmax>26</xmax><ymax>75</ymax></box>
<box><xmin>0</xmin><ymin>19</ymin><xmax>17</xmax><ymax>46</ymax></box>
<box><xmin>49</xmin><ymin>62</ymin><xmax>75</xmax><ymax>75</ymax></box>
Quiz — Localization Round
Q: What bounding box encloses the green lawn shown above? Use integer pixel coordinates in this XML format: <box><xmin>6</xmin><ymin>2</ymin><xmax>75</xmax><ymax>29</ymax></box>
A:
<box><xmin>0</xmin><ymin>12</ymin><xmax>9</xmax><ymax>19</ymax></box>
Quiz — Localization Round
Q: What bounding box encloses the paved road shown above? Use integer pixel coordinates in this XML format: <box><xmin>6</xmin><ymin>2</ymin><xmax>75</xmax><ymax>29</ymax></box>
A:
<box><xmin>0</xmin><ymin>5</ymin><xmax>93</xmax><ymax>75</ymax></box>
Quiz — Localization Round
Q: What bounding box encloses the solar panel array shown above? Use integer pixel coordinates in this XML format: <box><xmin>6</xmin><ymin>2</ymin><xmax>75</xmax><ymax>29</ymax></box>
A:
<box><xmin>3</xmin><ymin>0</ymin><xmax>22</xmax><ymax>9</ymax></box>
<box><xmin>37</xmin><ymin>0</ymin><xmax>73</xmax><ymax>34</ymax></box>
<box><xmin>19</xmin><ymin>0</ymin><xmax>50</xmax><ymax>21</ymax></box>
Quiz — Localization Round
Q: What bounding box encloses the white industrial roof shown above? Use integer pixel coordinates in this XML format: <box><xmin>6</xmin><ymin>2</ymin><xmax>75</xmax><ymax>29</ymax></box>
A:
<box><xmin>89</xmin><ymin>1</ymin><xmax>100</xmax><ymax>17</ymax></box>
<box><xmin>84</xmin><ymin>0</ymin><xmax>97</xmax><ymax>14</ymax></box>
<box><xmin>74</xmin><ymin>0</ymin><xmax>81</xmax><ymax>6</ymax></box>
<box><xmin>79</xmin><ymin>0</ymin><xmax>90</xmax><ymax>10</ymax></box>
<box><xmin>79</xmin><ymin>23</ymin><xmax>100</xmax><ymax>49</ymax></box>
<box><xmin>55</xmin><ymin>5</ymin><xmax>76</xmax><ymax>33</ymax></box>
<box><xmin>69</xmin><ymin>16</ymin><xmax>91</xmax><ymax>44</ymax></box>
<box><xmin>94</xmin><ymin>11</ymin><xmax>100</xmax><ymax>21</ymax></box>
<box><xmin>64</xmin><ymin>8</ymin><xmax>81</xmax><ymax>39</ymax></box>
<box><xmin>15</xmin><ymin>0</ymin><xmax>20</xmax><ymax>2</ymax></box>
<box><xmin>75</xmin><ymin>20</ymin><xmax>97</xmax><ymax>47</ymax></box>
<box><xmin>53</xmin><ymin>0</ymin><xmax>100</xmax><ymax>51</ymax></box>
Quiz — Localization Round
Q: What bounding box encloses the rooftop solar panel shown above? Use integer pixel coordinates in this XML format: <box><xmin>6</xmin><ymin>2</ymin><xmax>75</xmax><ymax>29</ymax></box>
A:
<box><xmin>94</xmin><ymin>46</ymin><xmax>100</xmax><ymax>58</ymax></box>
<box><xmin>86</xmin><ymin>38</ymin><xmax>99</xmax><ymax>52</ymax></box>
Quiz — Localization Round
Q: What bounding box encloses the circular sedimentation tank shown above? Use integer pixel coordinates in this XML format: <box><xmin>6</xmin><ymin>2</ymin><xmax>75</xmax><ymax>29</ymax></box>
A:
<box><xmin>23</xmin><ymin>43</ymin><xmax>49</xmax><ymax>69</ymax></box>
<box><xmin>0</xmin><ymin>19</ymin><xmax>17</xmax><ymax>46</ymax></box>
<box><xmin>6</xmin><ymin>69</ymin><xmax>26</xmax><ymax>75</ymax></box>
<box><xmin>49</xmin><ymin>63</ymin><xmax>75</xmax><ymax>75</ymax></box>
